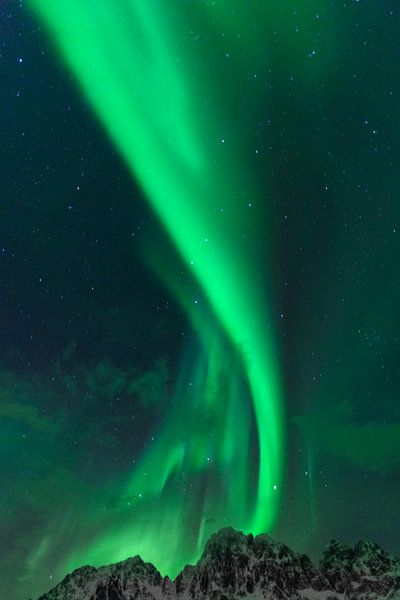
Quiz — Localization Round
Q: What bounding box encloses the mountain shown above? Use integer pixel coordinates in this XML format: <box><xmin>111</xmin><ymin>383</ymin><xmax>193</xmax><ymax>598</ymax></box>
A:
<box><xmin>36</xmin><ymin>528</ymin><xmax>400</xmax><ymax>600</ymax></box>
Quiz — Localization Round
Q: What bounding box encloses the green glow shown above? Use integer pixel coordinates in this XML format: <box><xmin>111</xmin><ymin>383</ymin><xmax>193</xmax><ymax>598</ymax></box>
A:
<box><xmin>28</xmin><ymin>0</ymin><xmax>290</xmax><ymax>579</ymax></box>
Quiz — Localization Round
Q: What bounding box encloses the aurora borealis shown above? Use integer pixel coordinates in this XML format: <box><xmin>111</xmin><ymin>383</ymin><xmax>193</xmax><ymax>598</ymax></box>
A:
<box><xmin>1</xmin><ymin>1</ymin><xmax>400</xmax><ymax>599</ymax></box>
<box><xmin>28</xmin><ymin>0</ymin><xmax>286</xmax><ymax>578</ymax></box>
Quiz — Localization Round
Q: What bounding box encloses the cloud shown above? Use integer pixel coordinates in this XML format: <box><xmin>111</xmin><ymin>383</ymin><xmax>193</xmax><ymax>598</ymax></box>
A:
<box><xmin>128</xmin><ymin>357</ymin><xmax>170</xmax><ymax>411</ymax></box>
<box><xmin>295</xmin><ymin>402</ymin><xmax>400</xmax><ymax>472</ymax></box>
<box><xmin>0</xmin><ymin>401</ymin><xmax>60</xmax><ymax>435</ymax></box>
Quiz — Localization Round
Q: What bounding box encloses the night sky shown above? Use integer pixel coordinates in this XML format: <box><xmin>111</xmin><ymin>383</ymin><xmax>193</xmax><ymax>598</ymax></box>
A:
<box><xmin>2</xmin><ymin>2</ymin><xmax>400</xmax><ymax>599</ymax></box>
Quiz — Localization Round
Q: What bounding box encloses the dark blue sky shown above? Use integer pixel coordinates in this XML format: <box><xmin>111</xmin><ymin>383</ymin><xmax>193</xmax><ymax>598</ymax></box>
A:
<box><xmin>1</xmin><ymin>2</ymin><xmax>400</xmax><ymax>599</ymax></box>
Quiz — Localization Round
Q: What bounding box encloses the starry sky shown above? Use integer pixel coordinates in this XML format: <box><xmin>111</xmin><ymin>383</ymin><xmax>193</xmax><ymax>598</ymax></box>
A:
<box><xmin>1</xmin><ymin>2</ymin><xmax>400</xmax><ymax>599</ymax></box>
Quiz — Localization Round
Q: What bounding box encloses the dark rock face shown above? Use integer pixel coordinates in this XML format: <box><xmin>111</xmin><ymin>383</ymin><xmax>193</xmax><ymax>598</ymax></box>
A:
<box><xmin>183</xmin><ymin>529</ymin><xmax>332</xmax><ymax>599</ymax></box>
<box><xmin>37</xmin><ymin>528</ymin><xmax>400</xmax><ymax>600</ymax></box>
<box><xmin>320</xmin><ymin>539</ymin><xmax>400</xmax><ymax>599</ymax></box>
<box><xmin>38</xmin><ymin>557</ymin><xmax>166</xmax><ymax>600</ymax></box>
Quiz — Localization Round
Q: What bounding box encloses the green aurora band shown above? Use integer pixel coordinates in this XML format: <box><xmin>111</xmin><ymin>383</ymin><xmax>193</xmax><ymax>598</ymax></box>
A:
<box><xmin>24</xmin><ymin>0</ymin><xmax>314</xmax><ymax>578</ymax></box>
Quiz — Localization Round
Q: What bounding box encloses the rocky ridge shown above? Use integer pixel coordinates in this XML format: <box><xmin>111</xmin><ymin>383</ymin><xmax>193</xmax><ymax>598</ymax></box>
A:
<box><xmin>37</xmin><ymin>528</ymin><xmax>400</xmax><ymax>600</ymax></box>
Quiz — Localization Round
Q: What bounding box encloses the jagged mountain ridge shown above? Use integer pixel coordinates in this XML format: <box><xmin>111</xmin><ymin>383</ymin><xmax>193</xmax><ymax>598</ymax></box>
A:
<box><xmin>37</xmin><ymin>527</ymin><xmax>400</xmax><ymax>600</ymax></box>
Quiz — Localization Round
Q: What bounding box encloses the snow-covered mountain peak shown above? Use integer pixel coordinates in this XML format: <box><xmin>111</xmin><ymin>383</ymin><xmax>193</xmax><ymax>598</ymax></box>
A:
<box><xmin>37</xmin><ymin>528</ymin><xmax>400</xmax><ymax>600</ymax></box>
